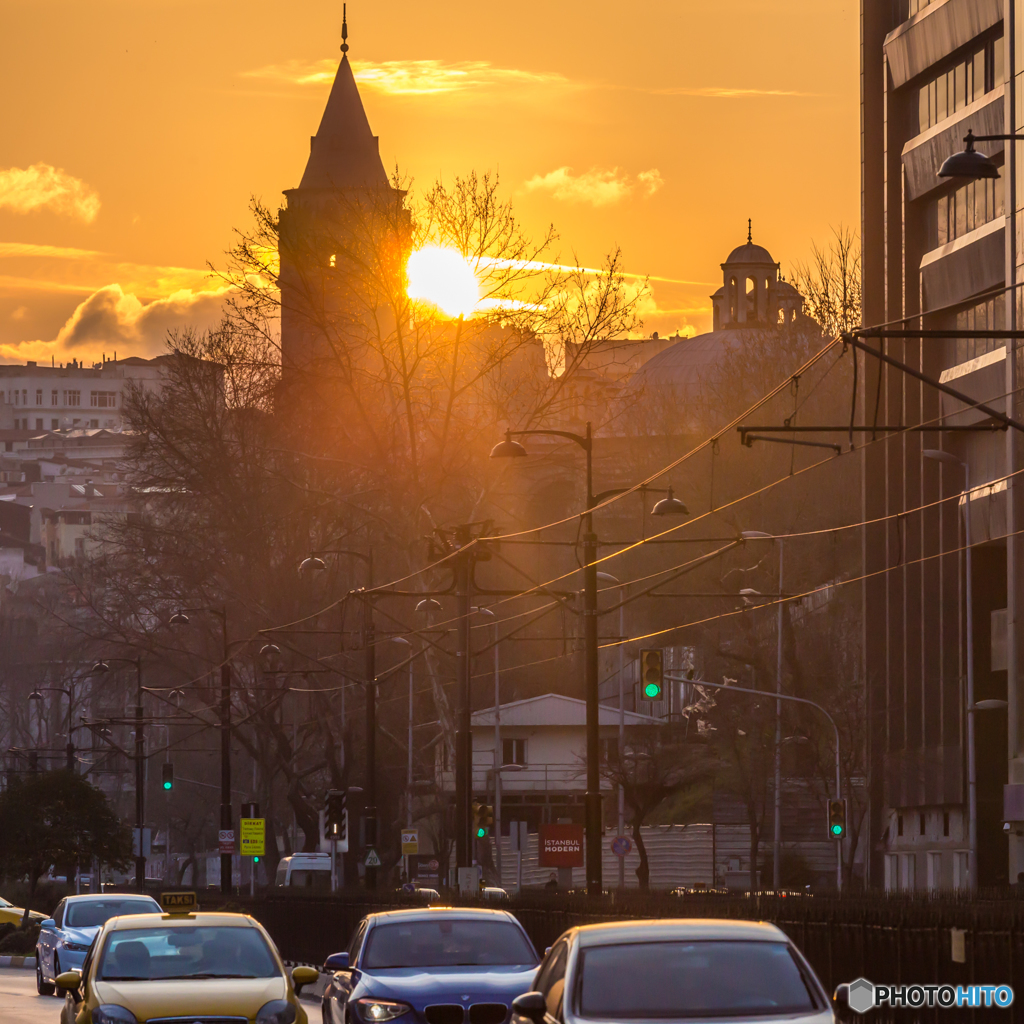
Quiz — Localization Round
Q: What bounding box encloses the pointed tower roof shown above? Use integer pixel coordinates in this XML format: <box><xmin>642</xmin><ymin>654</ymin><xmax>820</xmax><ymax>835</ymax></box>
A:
<box><xmin>296</xmin><ymin>13</ymin><xmax>389</xmax><ymax>190</ymax></box>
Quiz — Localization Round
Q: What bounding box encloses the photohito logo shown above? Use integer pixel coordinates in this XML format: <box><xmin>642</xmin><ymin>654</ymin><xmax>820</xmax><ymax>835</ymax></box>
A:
<box><xmin>844</xmin><ymin>978</ymin><xmax>1014</xmax><ymax>1013</ymax></box>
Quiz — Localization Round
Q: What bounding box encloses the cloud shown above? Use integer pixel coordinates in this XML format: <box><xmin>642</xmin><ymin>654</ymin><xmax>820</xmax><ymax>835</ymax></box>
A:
<box><xmin>0</xmin><ymin>242</ymin><xmax>104</xmax><ymax>260</ymax></box>
<box><xmin>524</xmin><ymin>166</ymin><xmax>664</xmax><ymax>206</ymax></box>
<box><xmin>244</xmin><ymin>58</ymin><xmax>571</xmax><ymax>96</ymax></box>
<box><xmin>648</xmin><ymin>86</ymin><xmax>816</xmax><ymax>98</ymax></box>
<box><xmin>54</xmin><ymin>283</ymin><xmax>232</xmax><ymax>354</ymax></box>
<box><xmin>0</xmin><ymin>164</ymin><xmax>101</xmax><ymax>223</ymax></box>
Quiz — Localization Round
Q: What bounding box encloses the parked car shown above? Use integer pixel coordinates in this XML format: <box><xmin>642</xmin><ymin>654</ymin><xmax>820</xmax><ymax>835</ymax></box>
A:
<box><xmin>0</xmin><ymin>895</ymin><xmax>46</xmax><ymax>927</ymax></box>
<box><xmin>276</xmin><ymin>852</ymin><xmax>333</xmax><ymax>889</ymax></box>
<box><xmin>510</xmin><ymin>919</ymin><xmax>834</xmax><ymax>1024</ymax></box>
<box><xmin>481</xmin><ymin>887</ymin><xmax>509</xmax><ymax>902</ymax></box>
<box><xmin>36</xmin><ymin>893</ymin><xmax>161</xmax><ymax>995</ymax></box>
<box><xmin>321</xmin><ymin>907</ymin><xmax>540</xmax><ymax>1024</ymax></box>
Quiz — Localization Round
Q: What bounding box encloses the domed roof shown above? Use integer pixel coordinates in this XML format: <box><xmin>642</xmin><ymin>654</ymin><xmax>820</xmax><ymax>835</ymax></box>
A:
<box><xmin>724</xmin><ymin>242</ymin><xmax>776</xmax><ymax>266</ymax></box>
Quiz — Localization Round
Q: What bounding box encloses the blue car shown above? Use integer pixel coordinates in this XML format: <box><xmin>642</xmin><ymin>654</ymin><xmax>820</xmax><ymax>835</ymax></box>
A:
<box><xmin>35</xmin><ymin>892</ymin><xmax>160</xmax><ymax>995</ymax></box>
<box><xmin>321</xmin><ymin>907</ymin><xmax>540</xmax><ymax>1024</ymax></box>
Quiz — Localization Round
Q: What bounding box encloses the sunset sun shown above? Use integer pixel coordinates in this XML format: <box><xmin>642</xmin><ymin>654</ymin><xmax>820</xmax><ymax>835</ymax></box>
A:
<box><xmin>406</xmin><ymin>244</ymin><xmax>480</xmax><ymax>318</ymax></box>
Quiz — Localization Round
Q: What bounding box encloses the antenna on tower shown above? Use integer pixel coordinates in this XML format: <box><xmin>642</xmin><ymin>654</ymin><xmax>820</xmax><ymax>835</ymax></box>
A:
<box><xmin>747</xmin><ymin>218</ymin><xmax>752</xmax><ymax>244</ymax></box>
<box><xmin>341</xmin><ymin>4</ymin><xmax>349</xmax><ymax>53</ymax></box>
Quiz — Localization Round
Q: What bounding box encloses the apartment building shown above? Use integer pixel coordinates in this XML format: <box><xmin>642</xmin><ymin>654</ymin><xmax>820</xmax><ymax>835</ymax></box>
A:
<box><xmin>862</xmin><ymin>0</ymin><xmax>1024</xmax><ymax>889</ymax></box>
<box><xmin>0</xmin><ymin>355</ymin><xmax>171</xmax><ymax>432</ymax></box>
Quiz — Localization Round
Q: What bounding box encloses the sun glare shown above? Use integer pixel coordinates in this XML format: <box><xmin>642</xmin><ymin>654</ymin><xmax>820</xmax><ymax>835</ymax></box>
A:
<box><xmin>407</xmin><ymin>245</ymin><xmax>481</xmax><ymax>318</ymax></box>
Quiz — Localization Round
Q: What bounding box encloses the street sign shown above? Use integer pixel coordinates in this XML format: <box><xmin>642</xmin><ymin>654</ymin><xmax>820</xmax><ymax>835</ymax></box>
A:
<box><xmin>538</xmin><ymin>823</ymin><xmax>584</xmax><ymax>867</ymax></box>
<box><xmin>401</xmin><ymin>829</ymin><xmax>419</xmax><ymax>855</ymax></box>
<box><xmin>218</xmin><ymin>829</ymin><xmax>235</xmax><ymax>854</ymax></box>
<box><xmin>611</xmin><ymin>835</ymin><xmax>632</xmax><ymax>857</ymax></box>
<box><xmin>364</xmin><ymin>847</ymin><xmax>382</xmax><ymax>868</ymax></box>
<box><xmin>159</xmin><ymin>891</ymin><xmax>197</xmax><ymax>915</ymax></box>
<box><xmin>132</xmin><ymin>827</ymin><xmax>152</xmax><ymax>857</ymax></box>
<box><xmin>239</xmin><ymin>818</ymin><xmax>265</xmax><ymax>857</ymax></box>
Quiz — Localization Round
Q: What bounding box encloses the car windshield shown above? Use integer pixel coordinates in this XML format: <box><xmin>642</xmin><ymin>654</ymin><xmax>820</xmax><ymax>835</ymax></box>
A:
<box><xmin>577</xmin><ymin>941</ymin><xmax>818</xmax><ymax>1019</ymax></box>
<box><xmin>362</xmin><ymin>919</ymin><xmax>537</xmax><ymax>969</ymax></box>
<box><xmin>96</xmin><ymin>926</ymin><xmax>280</xmax><ymax>981</ymax></box>
<box><xmin>65</xmin><ymin>900</ymin><xmax>158</xmax><ymax>928</ymax></box>
<box><xmin>0</xmin><ymin>897</ymin><xmax>12</xmax><ymax>908</ymax></box>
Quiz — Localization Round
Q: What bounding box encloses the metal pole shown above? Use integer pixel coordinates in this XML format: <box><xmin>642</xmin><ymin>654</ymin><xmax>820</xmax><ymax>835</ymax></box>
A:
<box><xmin>331</xmin><ymin>835</ymin><xmax>337</xmax><ymax>893</ymax></box>
<box><xmin>364</xmin><ymin>557</ymin><xmax>377</xmax><ymax>889</ymax></box>
<box><xmin>406</xmin><ymin>656</ymin><xmax>413</xmax><ymax>883</ymax></box>
<box><xmin>220</xmin><ymin>612</ymin><xmax>232</xmax><ymax>896</ymax></box>
<box><xmin>964</xmin><ymin>464</ymin><xmax>978</xmax><ymax>890</ymax></box>
<box><xmin>583</xmin><ymin>422</ymin><xmax>603</xmax><ymax>895</ymax></box>
<box><xmin>773</xmin><ymin>541</ymin><xmax>784</xmax><ymax>891</ymax></box>
<box><xmin>618</xmin><ymin>592</ymin><xmax>625</xmax><ymax>891</ymax></box>
<box><xmin>135</xmin><ymin>658</ymin><xmax>146</xmax><ymax>889</ymax></box>
<box><xmin>494</xmin><ymin>623</ymin><xmax>502</xmax><ymax>882</ymax></box>
<box><xmin>455</xmin><ymin>529</ymin><xmax>473</xmax><ymax>871</ymax></box>
<box><xmin>66</xmin><ymin>680</ymin><xmax>75</xmax><ymax>772</ymax></box>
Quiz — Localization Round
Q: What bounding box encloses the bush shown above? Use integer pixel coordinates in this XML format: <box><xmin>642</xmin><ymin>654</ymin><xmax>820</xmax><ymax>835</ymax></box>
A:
<box><xmin>0</xmin><ymin>921</ymin><xmax>40</xmax><ymax>955</ymax></box>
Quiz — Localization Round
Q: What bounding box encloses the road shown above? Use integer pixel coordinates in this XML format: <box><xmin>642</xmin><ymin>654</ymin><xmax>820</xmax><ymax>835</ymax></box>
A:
<box><xmin>0</xmin><ymin>967</ymin><xmax>323</xmax><ymax>1024</ymax></box>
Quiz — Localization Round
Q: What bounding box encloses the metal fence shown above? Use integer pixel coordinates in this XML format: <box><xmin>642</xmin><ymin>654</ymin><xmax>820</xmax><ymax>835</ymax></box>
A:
<box><xmin>201</xmin><ymin>890</ymin><xmax>1024</xmax><ymax>1021</ymax></box>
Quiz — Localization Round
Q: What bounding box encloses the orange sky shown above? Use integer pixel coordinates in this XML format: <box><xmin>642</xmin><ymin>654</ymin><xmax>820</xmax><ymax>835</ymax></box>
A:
<box><xmin>0</xmin><ymin>0</ymin><xmax>860</xmax><ymax>363</ymax></box>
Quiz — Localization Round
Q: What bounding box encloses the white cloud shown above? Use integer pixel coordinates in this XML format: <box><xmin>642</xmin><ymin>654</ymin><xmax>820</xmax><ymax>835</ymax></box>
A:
<box><xmin>524</xmin><ymin>166</ymin><xmax>664</xmax><ymax>206</ymax></box>
<box><xmin>0</xmin><ymin>164</ymin><xmax>101</xmax><ymax>223</ymax></box>
<box><xmin>243</xmin><ymin>58</ymin><xmax>571</xmax><ymax>97</ymax></box>
<box><xmin>648</xmin><ymin>86</ymin><xmax>816</xmax><ymax>98</ymax></box>
<box><xmin>0</xmin><ymin>242</ymin><xmax>104</xmax><ymax>260</ymax></box>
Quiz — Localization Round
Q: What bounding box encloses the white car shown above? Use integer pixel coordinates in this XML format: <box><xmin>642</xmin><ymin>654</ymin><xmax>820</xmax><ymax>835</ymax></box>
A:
<box><xmin>511</xmin><ymin>918</ymin><xmax>833</xmax><ymax>1024</ymax></box>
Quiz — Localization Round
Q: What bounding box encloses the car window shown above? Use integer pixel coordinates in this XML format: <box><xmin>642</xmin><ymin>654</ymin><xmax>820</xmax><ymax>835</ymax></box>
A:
<box><xmin>0</xmin><ymin>897</ymin><xmax>12</xmax><ymax>909</ymax></box>
<box><xmin>53</xmin><ymin>901</ymin><xmax>66</xmax><ymax>928</ymax></box>
<box><xmin>347</xmin><ymin>920</ymin><xmax>369</xmax><ymax>964</ymax></box>
<box><xmin>65</xmin><ymin>900</ymin><xmax>158</xmax><ymax>928</ymax></box>
<box><xmin>96</xmin><ymin>926</ymin><xmax>279</xmax><ymax>981</ymax></box>
<box><xmin>576</xmin><ymin>941</ymin><xmax>818</xmax><ymax>1019</ymax></box>
<box><xmin>290</xmin><ymin>870</ymin><xmax>331</xmax><ymax>889</ymax></box>
<box><xmin>535</xmin><ymin>939</ymin><xmax>569</xmax><ymax>1019</ymax></box>
<box><xmin>362</xmin><ymin>919</ymin><xmax>537</xmax><ymax>969</ymax></box>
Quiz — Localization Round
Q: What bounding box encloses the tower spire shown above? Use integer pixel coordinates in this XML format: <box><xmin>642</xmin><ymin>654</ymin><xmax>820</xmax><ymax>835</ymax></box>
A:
<box><xmin>747</xmin><ymin>217</ymin><xmax>752</xmax><ymax>244</ymax></box>
<box><xmin>341</xmin><ymin>3</ymin><xmax>349</xmax><ymax>53</ymax></box>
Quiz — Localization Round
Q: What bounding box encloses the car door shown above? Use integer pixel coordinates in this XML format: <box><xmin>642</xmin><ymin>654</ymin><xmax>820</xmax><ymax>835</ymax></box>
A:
<box><xmin>531</xmin><ymin>937</ymin><xmax>570</xmax><ymax>1024</ymax></box>
<box><xmin>43</xmin><ymin>900</ymin><xmax>66</xmax><ymax>980</ymax></box>
<box><xmin>328</xmin><ymin>919</ymin><xmax>369</xmax><ymax>1024</ymax></box>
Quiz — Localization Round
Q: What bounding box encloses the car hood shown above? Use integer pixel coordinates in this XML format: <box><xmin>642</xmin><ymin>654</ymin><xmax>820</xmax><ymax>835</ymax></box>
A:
<box><xmin>60</xmin><ymin>926</ymin><xmax>98</xmax><ymax>945</ymax></box>
<box><xmin>93</xmin><ymin>976</ymin><xmax>288</xmax><ymax>1019</ymax></box>
<box><xmin>359</xmin><ymin>966</ymin><xmax>538</xmax><ymax>1007</ymax></box>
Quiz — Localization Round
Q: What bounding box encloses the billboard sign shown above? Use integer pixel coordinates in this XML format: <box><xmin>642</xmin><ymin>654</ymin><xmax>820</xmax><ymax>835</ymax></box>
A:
<box><xmin>538</xmin><ymin>823</ymin><xmax>584</xmax><ymax>867</ymax></box>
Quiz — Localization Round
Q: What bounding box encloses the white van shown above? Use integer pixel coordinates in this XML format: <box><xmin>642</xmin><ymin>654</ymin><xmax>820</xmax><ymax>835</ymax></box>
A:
<box><xmin>275</xmin><ymin>851</ymin><xmax>333</xmax><ymax>889</ymax></box>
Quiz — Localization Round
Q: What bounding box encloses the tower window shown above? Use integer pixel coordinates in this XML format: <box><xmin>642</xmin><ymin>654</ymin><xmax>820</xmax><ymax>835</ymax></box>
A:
<box><xmin>329</xmin><ymin>254</ymin><xmax>337</xmax><ymax>268</ymax></box>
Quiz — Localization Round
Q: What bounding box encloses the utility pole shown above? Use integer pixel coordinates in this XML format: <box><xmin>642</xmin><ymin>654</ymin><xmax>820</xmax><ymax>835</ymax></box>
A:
<box><xmin>362</xmin><ymin>551</ymin><xmax>377</xmax><ymax>888</ymax></box>
<box><xmin>135</xmin><ymin>658</ymin><xmax>146</xmax><ymax>889</ymax></box>
<box><xmin>454</xmin><ymin>525</ymin><xmax>473</xmax><ymax>873</ymax></box>
<box><xmin>219</xmin><ymin>610</ymin><xmax>232</xmax><ymax>896</ymax></box>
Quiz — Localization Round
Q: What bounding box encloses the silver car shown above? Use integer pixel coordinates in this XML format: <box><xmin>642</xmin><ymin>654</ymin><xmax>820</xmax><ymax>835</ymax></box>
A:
<box><xmin>511</xmin><ymin>919</ymin><xmax>833</xmax><ymax>1024</ymax></box>
<box><xmin>35</xmin><ymin>893</ymin><xmax>160</xmax><ymax>995</ymax></box>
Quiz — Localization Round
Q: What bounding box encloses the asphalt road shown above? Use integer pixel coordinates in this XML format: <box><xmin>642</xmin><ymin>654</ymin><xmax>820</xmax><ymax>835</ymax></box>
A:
<box><xmin>0</xmin><ymin>967</ymin><xmax>323</xmax><ymax>1024</ymax></box>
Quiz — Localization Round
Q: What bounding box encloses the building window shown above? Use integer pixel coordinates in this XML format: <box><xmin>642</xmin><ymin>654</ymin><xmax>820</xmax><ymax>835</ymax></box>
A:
<box><xmin>34</xmin><ymin>419</ymin><xmax>42</xmax><ymax>431</ymax></box>
<box><xmin>919</xmin><ymin>812</ymin><xmax>926</xmax><ymax>836</ymax></box>
<box><xmin>927</xmin><ymin>852</ymin><xmax>942</xmax><ymax>893</ymax></box>
<box><xmin>915</xmin><ymin>37</ymin><xmax>1002</xmax><ymax>135</ymax></box>
<box><xmin>502</xmin><ymin>738</ymin><xmax>527</xmax><ymax>766</ymax></box>
<box><xmin>22</xmin><ymin>389</ymin><xmax>27</xmax><ymax>405</ymax></box>
<box><xmin>51</xmin><ymin>390</ymin><xmax>57</xmax><ymax>406</ymax></box>
<box><xmin>74</xmin><ymin>537</ymin><xmax>85</xmax><ymax>559</ymax></box>
<box><xmin>50</xmin><ymin>419</ymin><xmax>58</xmax><ymax>429</ymax></box>
<box><xmin>953</xmin><ymin>296</ymin><xmax>1006</xmax><ymax>363</ymax></box>
<box><xmin>64</xmin><ymin>390</ymin><xmax>81</xmax><ymax>407</ymax></box>
<box><xmin>34</xmin><ymin>389</ymin><xmax>41</xmax><ymax>405</ymax></box>
<box><xmin>897</xmin><ymin>814</ymin><xmax>904</xmax><ymax>837</ymax></box>
<box><xmin>926</xmin><ymin>174</ymin><xmax>1004</xmax><ymax>251</ymax></box>
<box><xmin>943</xmin><ymin>811</ymin><xmax>950</xmax><ymax>837</ymax></box>
<box><xmin>90</xmin><ymin>391</ymin><xmax>117</xmax><ymax>408</ymax></box>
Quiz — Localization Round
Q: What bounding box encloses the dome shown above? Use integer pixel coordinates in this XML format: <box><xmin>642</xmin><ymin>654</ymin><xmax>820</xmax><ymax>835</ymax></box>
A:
<box><xmin>724</xmin><ymin>242</ymin><xmax>776</xmax><ymax>265</ymax></box>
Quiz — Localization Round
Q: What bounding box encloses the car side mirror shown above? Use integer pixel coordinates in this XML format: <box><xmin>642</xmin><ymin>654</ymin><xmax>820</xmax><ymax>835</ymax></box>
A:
<box><xmin>292</xmin><ymin>965</ymin><xmax>320</xmax><ymax>995</ymax></box>
<box><xmin>56</xmin><ymin>970</ymin><xmax>82</xmax><ymax>997</ymax></box>
<box><xmin>324</xmin><ymin>952</ymin><xmax>350</xmax><ymax>972</ymax></box>
<box><xmin>40</xmin><ymin>918</ymin><xmax>56</xmax><ymax>929</ymax></box>
<box><xmin>834</xmin><ymin>984</ymin><xmax>849</xmax><ymax>1006</ymax></box>
<box><xmin>512</xmin><ymin>991</ymin><xmax>547</xmax><ymax>1024</ymax></box>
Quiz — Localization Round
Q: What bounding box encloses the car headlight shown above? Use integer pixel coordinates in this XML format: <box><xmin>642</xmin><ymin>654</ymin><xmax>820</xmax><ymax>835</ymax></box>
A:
<box><xmin>356</xmin><ymin>1000</ymin><xmax>411</xmax><ymax>1022</ymax></box>
<box><xmin>256</xmin><ymin>1000</ymin><xmax>297</xmax><ymax>1024</ymax></box>
<box><xmin>61</xmin><ymin>940</ymin><xmax>91</xmax><ymax>952</ymax></box>
<box><xmin>93</xmin><ymin>1007</ymin><xmax>138</xmax><ymax>1024</ymax></box>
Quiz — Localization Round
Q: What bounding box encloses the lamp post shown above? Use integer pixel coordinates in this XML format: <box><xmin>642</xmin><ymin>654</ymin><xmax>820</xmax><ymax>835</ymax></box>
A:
<box><xmin>300</xmin><ymin>548</ymin><xmax>378</xmax><ymax>886</ymax></box>
<box><xmin>740</xmin><ymin>531</ymin><xmax>786</xmax><ymax>890</ymax></box>
<box><xmin>596</xmin><ymin>571</ymin><xmax>626</xmax><ymax>891</ymax></box>
<box><xmin>91</xmin><ymin>657</ymin><xmax>145</xmax><ymax>888</ymax></box>
<box><xmin>28</xmin><ymin>684</ymin><xmax>79</xmax><ymax>770</ymax></box>
<box><xmin>937</xmin><ymin>129</ymin><xmax>1022</xmax><ymax>181</ymax></box>
<box><xmin>492</xmin><ymin>424</ymin><xmax>689</xmax><ymax>895</ymax></box>
<box><xmin>922</xmin><ymin>448</ymin><xmax>980</xmax><ymax>888</ymax></box>
<box><xmin>472</xmin><ymin>605</ymin><xmax>504</xmax><ymax>881</ymax></box>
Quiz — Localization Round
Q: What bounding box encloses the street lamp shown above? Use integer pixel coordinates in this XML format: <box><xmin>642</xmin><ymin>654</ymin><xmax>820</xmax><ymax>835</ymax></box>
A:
<box><xmin>472</xmin><ymin>606</ymin><xmax>504</xmax><ymax>881</ymax></box>
<box><xmin>652</xmin><ymin>487</ymin><xmax>689</xmax><ymax>516</ymax></box>
<box><xmin>92</xmin><ymin>657</ymin><xmax>146</xmax><ymax>888</ymax></box>
<box><xmin>390</xmin><ymin>637</ymin><xmax>415</xmax><ymax>867</ymax></box>
<box><xmin>740</xmin><ymin>530</ymin><xmax>785</xmax><ymax>891</ymax></box>
<box><xmin>29</xmin><ymin>685</ymin><xmax>80</xmax><ymax>770</ymax></box>
<box><xmin>938</xmin><ymin>129</ymin><xmax>1013</xmax><ymax>180</ymax></box>
<box><xmin>922</xmin><ymin>448</ymin><xmax>980</xmax><ymax>888</ymax></box>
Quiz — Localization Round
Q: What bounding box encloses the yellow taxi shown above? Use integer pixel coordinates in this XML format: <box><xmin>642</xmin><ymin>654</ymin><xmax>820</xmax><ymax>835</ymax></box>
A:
<box><xmin>0</xmin><ymin>894</ymin><xmax>46</xmax><ymax>926</ymax></box>
<box><xmin>56</xmin><ymin>891</ymin><xmax>318</xmax><ymax>1024</ymax></box>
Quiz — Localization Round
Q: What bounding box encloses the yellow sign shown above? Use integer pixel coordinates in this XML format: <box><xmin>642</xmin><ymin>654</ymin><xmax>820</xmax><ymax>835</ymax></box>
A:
<box><xmin>240</xmin><ymin>817</ymin><xmax>265</xmax><ymax>857</ymax></box>
<box><xmin>401</xmin><ymin>828</ymin><xmax>419</xmax><ymax>855</ymax></box>
<box><xmin>160</xmin><ymin>891</ymin><xmax>197</xmax><ymax>915</ymax></box>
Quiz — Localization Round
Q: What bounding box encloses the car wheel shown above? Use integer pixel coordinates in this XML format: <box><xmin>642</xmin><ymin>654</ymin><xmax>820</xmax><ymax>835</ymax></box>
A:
<box><xmin>36</xmin><ymin>956</ymin><xmax>55</xmax><ymax>996</ymax></box>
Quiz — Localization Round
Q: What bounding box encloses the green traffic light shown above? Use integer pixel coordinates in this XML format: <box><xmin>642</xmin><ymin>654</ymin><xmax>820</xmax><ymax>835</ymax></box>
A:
<box><xmin>831</xmin><ymin>824</ymin><xmax>843</xmax><ymax>836</ymax></box>
<box><xmin>475</xmin><ymin>827</ymin><xmax>487</xmax><ymax>838</ymax></box>
<box><xmin>644</xmin><ymin>682</ymin><xmax>661</xmax><ymax>698</ymax></box>
<box><xmin>253</xmin><ymin>856</ymin><xmax>260</xmax><ymax>863</ymax></box>
<box><xmin>162</xmin><ymin>781</ymin><xmax>172</xmax><ymax>790</ymax></box>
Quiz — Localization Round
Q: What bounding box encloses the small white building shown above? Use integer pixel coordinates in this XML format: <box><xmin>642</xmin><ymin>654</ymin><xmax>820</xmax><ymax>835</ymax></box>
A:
<box><xmin>436</xmin><ymin>693</ymin><xmax>659</xmax><ymax>831</ymax></box>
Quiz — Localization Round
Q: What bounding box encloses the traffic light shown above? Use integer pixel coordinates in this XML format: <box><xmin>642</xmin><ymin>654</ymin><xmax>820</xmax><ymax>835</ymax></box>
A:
<box><xmin>161</xmin><ymin>763</ymin><xmax>173</xmax><ymax>791</ymax></box>
<box><xmin>472</xmin><ymin>801</ymin><xmax>494</xmax><ymax>839</ymax></box>
<box><xmin>639</xmin><ymin>649</ymin><xmax>664</xmax><ymax>700</ymax></box>
<box><xmin>326</xmin><ymin>789</ymin><xmax>347</xmax><ymax>840</ymax></box>
<box><xmin>828</xmin><ymin>798</ymin><xmax>847</xmax><ymax>839</ymax></box>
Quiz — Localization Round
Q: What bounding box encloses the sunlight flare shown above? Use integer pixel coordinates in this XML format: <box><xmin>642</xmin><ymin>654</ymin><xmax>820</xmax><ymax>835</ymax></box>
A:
<box><xmin>406</xmin><ymin>245</ymin><xmax>481</xmax><ymax>318</ymax></box>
